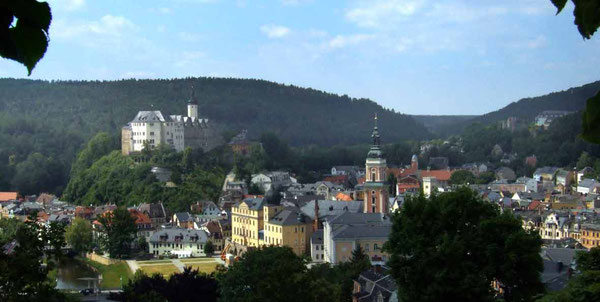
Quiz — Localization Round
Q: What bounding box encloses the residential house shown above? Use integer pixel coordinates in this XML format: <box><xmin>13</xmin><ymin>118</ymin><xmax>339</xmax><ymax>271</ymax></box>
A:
<box><xmin>129</xmin><ymin>209</ymin><xmax>154</xmax><ymax>239</ymax></box>
<box><xmin>534</xmin><ymin>167</ymin><xmax>559</xmax><ymax>182</ymax></box>
<box><xmin>556</xmin><ymin>169</ymin><xmax>575</xmax><ymax>187</ymax></box>
<box><xmin>396</xmin><ymin>175</ymin><xmax>420</xmax><ymax>194</ymax></box>
<box><xmin>577</xmin><ymin>167</ymin><xmax>595</xmax><ymax>183</ymax></box>
<box><xmin>580</xmin><ymin>223</ymin><xmax>600</xmax><ymax>249</ymax></box>
<box><xmin>310</xmin><ymin>229</ymin><xmax>325</xmax><ymax>263</ymax></box>
<box><xmin>229</xmin><ymin>129</ymin><xmax>251</xmax><ymax>156</ymax></box>
<box><xmin>149</xmin><ymin>228</ymin><xmax>209</xmax><ymax>258</ymax></box>
<box><xmin>352</xmin><ymin>267</ymin><xmax>398</xmax><ymax>302</ymax></box>
<box><xmin>0</xmin><ymin>192</ymin><xmax>19</xmax><ymax>203</ymax></box>
<box><xmin>173</xmin><ymin>212</ymin><xmax>194</xmax><ymax>228</ymax></box>
<box><xmin>577</xmin><ymin>179</ymin><xmax>600</xmax><ymax>195</ymax></box>
<box><xmin>323</xmin><ymin>212</ymin><xmax>392</xmax><ymax>264</ymax></box>
<box><xmin>516</xmin><ymin>177</ymin><xmax>538</xmax><ymax>193</ymax></box>
<box><xmin>251</xmin><ymin>171</ymin><xmax>294</xmax><ymax>193</ymax></box>
<box><xmin>201</xmin><ymin>220</ymin><xmax>227</xmax><ymax>251</ymax></box>
<box><xmin>138</xmin><ymin>202</ymin><xmax>168</xmax><ymax>225</ymax></box>
<box><xmin>540</xmin><ymin>213</ymin><xmax>573</xmax><ymax>241</ymax></box>
<box><xmin>264</xmin><ymin>206</ymin><xmax>314</xmax><ymax>256</ymax></box>
<box><xmin>331</xmin><ymin>166</ymin><xmax>360</xmax><ymax>177</ymax></box>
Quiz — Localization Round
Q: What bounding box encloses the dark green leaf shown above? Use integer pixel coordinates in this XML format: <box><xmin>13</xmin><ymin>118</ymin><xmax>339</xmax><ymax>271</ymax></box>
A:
<box><xmin>0</xmin><ymin>0</ymin><xmax>51</xmax><ymax>75</ymax></box>
<box><xmin>573</xmin><ymin>0</ymin><xmax>600</xmax><ymax>39</ymax></box>
<box><xmin>581</xmin><ymin>91</ymin><xmax>600</xmax><ymax>144</ymax></box>
<box><xmin>551</xmin><ymin>0</ymin><xmax>568</xmax><ymax>13</ymax></box>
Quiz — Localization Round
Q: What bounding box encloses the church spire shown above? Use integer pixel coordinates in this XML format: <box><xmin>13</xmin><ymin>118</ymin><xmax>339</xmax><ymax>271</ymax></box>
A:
<box><xmin>372</xmin><ymin>112</ymin><xmax>380</xmax><ymax>146</ymax></box>
<box><xmin>188</xmin><ymin>85</ymin><xmax>198</xmax><ymax>105</ymax></box>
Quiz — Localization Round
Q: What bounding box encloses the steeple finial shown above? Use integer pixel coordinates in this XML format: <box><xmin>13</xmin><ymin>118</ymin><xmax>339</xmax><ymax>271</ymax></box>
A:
<box><xmin>188</xmin><ymin>85</ymin><xmax>198</xmax><ymax>105</ymax></box>
<box><xmin>371</xmin><ymin>112</ymin><xmax>380</xmax><ymax>146</ymax></box>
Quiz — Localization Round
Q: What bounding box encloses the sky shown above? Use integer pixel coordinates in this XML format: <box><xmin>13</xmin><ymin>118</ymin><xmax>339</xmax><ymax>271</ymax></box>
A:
<box><xmin>1</xmin><ymin>0</ymin><xmax>599</xmax><ymax>115</ymax></box>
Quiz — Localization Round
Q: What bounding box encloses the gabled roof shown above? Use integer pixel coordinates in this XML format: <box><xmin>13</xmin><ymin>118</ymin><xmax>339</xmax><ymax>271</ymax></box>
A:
<box><xmin>0</xmin><ymin>192</ymin><xmax>18</xmax><ymax>202</ymax></box>
<box><xmin>132</xmin><ymin>110</ymin><xmax>170</xmax><ymax>123</ymax></box>
<box><xmin>420</xmin><ymin>170</ymin><xmax>452</xmax><ymax>181</ymax></box>
<box><xmin>268</xmin><ymin>207</ymin><xmax>310</xmax><ymax>226</ymax></box>
<box><xmin>174</xmin><ymin>212</ymin><xmax>191</xmax><ymax>222</ymax></box>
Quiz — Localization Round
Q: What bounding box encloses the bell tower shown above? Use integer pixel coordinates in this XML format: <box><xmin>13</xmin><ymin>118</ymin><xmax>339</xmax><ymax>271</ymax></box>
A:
<box><xmin>187</xmin><ymin>85</ymin><xmax>199</xmax><ymax>119</ymax></box>
<box><xmin>363</xmin><ymin>113</ymin><xmax>389</xmax><ymax>214</ymax></box>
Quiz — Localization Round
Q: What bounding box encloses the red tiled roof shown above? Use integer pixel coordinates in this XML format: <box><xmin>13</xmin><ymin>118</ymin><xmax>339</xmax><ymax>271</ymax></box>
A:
<box><xmin>243</xmin><ymin>194</ymin><xmax>264</xmax><ymax>199</ymax></box>
<box><xmin>323</xmin><ymin>175</ymin><xmax>348</xmax><ymax>184</ymax></box>
<box><xmin>129</xmin><ymin>209</ymin><xmax>152</xmax><ymax>225</ymax></box>
<box><xmin>0</xmin><ymin>192</ymin><xmax>18</xmax><ymax>202</ymax></box>
<box><xmin>527</xmin><ymin>200</ymin><xmax>542</xmax><ymax>211</ymax></box>
<box><xmin>335</xmin><ymin>192</ymin><xmax>353</xmax><ymax>201</ymax></box>
<box><xmin>389</xmin><ymin>167</ymin><xmax>417</xmax><ymax>179</ymax></box>
<box><xmin>420</xmin><ymin>170</ymin><xmax>453</xmax><ymax>181</ymax></box>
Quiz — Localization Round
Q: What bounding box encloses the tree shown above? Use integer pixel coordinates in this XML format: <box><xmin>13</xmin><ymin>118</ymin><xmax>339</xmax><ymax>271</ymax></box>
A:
<box><xmin>121</xmin><ymin>268</ymin><xmax>219</xmax><ymax>302</ymax></box>
<box><xmin>65</xmin><ymin>217</ymin><xmax>93</xmax><ymax>255</ymax></box>
<box><xmin>0</xmin><ymin>0</ymin><xmax>52</xmax><ymax>74</ymax></box>
<box><xmin>217</xmin><ymin>246</ymin><xmax>310</xmax><ymax>302</ymax></box>
<box><xmin>449</xmin><ymin>170</ymin><xmax>476</xmax><ymax>185</ymax></box>
<box><xmin>349</xmin><ymin>246</ymin><xmax>371</xmax><ymax>273</ymax></box>
<box><xmin>0</xmin><ymin>219</ymin><xmax>66</xmax><ymax>301</ymax></box>
<box><xmin>97</xmin><ymin>207</ymin><xmax>138</xmax><ymax>259</ymax></box>
<box><xmin>550</xmin><ymin>0</ymin><xmax>600</xmax><ymax>143</ymax></box>
<box><xmin>137</xmin><ymin>236</ymin><xmax>149</xmax><ymax>253</ymax></box>
<box><xmin>43</xmin><ymin>220</ymin><xmax>66</xmax><ymax>261</ymax></box>
<box><xmin>204</xmin><ymin>240</ymin><xmax>215</xmax><ymax>256</ymax></box>
<box><xmin>577</xmin><ymin>151</ymin><xmax>595</xmax><ymax>170</ymax></box>
<box><xmin>385</xmin><ymin>188</ymin><xmax>544</xmax><ymax>302</ymax></box>
<box><xmin>387</xmin><ymin>172</ymin><xmax>397</xmax><ymax>196</ymax></box>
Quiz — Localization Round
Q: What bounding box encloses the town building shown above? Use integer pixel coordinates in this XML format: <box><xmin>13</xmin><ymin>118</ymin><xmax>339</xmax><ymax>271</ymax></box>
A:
<box><xmin>352</xmin><ymin>267</ymin><xmax>398</xmax><ymax>302</ymax></box>
<box><xmin>231</xmin><ymin>197</ymin><xmax>267</xmax><ymax>247</ymax></box>
<box><xmin>149</xmin><ymin>228</ymin><xmax>209</xmax><ymax>258</ymax></box>
<box><xmin>323</xmin><ymin>212</ymin><xmax>392</xmax><ymax>264</ymax></box>
<box><xmin>535</xmin><ymin>110</ymin><xmax>573</xmax><ymax>129</ymax></box>
<box><xmin>263</xmin><ymin>206</ymin><xmax>314</xmax><ymax>256</ymax></box>
<box><xmin>580</xmin><ymin>223</ymin><xmax>600</xmax><ymax>249</ymax></box>
<box><xmin>121</xmin><ymin>90</ymin><xmax>220</xmax><ymax>155</ymax></box>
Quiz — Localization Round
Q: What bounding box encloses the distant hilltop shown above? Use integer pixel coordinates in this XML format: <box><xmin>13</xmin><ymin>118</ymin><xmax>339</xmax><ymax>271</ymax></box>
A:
<box><xmin>0</xmin><ymin>77</ymin><xmax>431</xmax><ymax>146</ymax></box>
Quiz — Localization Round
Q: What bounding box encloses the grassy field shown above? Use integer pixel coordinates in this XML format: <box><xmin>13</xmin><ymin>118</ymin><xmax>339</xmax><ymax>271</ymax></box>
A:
<box><xmin>137</xmin><ymin>260</ymin><xmax>172</xmax><ymax>264</ymax></box>
<box><xmin>139</xmin><ymin>264</ymin><xmax>181</xmax><ymax>276</ymax></box>
<box><xmin>179</xmin><ymin>258</ymin><xmax>217</xmax><ymax>263</ymax></box>
<box><xmin>80</xmin><ymin>258</ymin><xmax>132</xmax><ymax>289</ymax></box>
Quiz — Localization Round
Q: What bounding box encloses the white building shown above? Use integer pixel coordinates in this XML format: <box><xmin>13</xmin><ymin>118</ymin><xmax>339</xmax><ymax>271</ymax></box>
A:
<box><xmin>516</xmin><ymin>177</ymin><xmax>538</xmax><ymax>193</ymax></box>
<box><xmin>128</xmin><ymin>111</ymin><xmax>185</xmax><ymax>152</ymax></box>
<box><xmin>310</xmin><ymin>229</ymin><xmax>325</xmax><ymax>263</ymax></box>
<box><xmin>122</xmin><ymin>92</ymin><xmax>220</xmax><ymax>155</ymax></box>
<box><xmin>578</xmin><ymin>179</ymin><xmax>600</xmax><ymax>195</ymax></box>
<box><xmin>149</xmin><ymin>228</ymin><xmax>209</xmax><ymax>258</ymax></box>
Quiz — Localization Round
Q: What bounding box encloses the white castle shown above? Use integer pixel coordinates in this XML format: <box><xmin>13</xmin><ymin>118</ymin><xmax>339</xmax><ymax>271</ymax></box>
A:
<box><xmin>121</xmin><ymin>90</ymin><xmax>221</xmax><ymax>155</ymax></box>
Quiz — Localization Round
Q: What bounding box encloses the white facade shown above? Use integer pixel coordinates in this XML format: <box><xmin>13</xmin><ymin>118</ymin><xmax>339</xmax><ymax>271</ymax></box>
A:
<box><xmin>130</xmin><ymin>111</ymin><xmax>185</xmax><ymax>152</ymax></box>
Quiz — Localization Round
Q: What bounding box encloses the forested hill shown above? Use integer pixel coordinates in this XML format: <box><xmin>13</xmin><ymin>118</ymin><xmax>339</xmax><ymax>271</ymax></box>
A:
<box><xmin>0</xmin><ymin>78</ymin><xmax>429</xmax><ymax>146</ymax></box>
<box><xmin>431</xmin><ymin>80</ymin><xmax>600</xmax><ymax>136</ymax></box>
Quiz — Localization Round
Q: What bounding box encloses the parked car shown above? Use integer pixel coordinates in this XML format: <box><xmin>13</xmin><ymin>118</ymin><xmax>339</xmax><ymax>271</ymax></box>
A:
<box><xmin>80</xmin><ymin>288</ymin><xmax>95</xmax><ymax>296</ymax></box>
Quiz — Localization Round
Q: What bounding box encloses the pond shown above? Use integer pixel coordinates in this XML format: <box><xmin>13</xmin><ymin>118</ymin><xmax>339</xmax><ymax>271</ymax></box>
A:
<box><xmin>55</xmin><ymin>257</ymin><xmax>100</xmax><ymax>290</ymax></box>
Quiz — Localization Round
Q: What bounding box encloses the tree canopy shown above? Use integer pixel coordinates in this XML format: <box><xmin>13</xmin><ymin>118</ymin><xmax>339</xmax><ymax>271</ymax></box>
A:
<box><xmin>97</xmin><ymin>207</ymin><xmax>138</xmax><ymax>259</ymax></box>
<box><xmin>385</xmin><ymin>188</ymin><xmax>545</xmax><ymax>302</ymax></box>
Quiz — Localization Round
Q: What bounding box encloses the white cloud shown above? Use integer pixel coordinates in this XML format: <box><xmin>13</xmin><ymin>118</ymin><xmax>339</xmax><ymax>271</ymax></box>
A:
<box><xmin>52</xmin><ymin>15</ymin><xmax>138</xmax><ymax>39</ymax></box>
<box><xmin>121</xmin><ymin>71</ymin><xmax>156</xmax><ymax>79</ymax></box>
<box><xmin>328</xmin><ymin>34</ymin><xmax>374</xmax><ymax>49</ymax></box>
<box><xmin>175</xmin><ymin>51</ymin><xmax>207</xmax><ymax>67</ymax></box>
<box><xmin>260</xmin><ymin>24</ymin><xmax>291</xmax><ymax>39</ymax></box>
<box><xmin>345</xmin><ymin>0</ymin><xmax>424</xmax><ymax>28</ymax></box>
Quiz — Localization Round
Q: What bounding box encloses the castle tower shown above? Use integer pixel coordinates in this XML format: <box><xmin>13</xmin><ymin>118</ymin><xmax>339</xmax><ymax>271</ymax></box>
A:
<box><xmin>187</xmin><ymin>86</ymin><xmax>199</xmax><ymax>119</ymax></box>
<box><xmin>363</xmin><ymin>113</ymin><xmax>389</xmax><ymax>214</ymax></box>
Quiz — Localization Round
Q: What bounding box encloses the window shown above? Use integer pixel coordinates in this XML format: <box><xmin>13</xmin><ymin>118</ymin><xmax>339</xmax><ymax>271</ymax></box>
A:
<box><xmin>371</xmin><ymin>169</ymin><xmax>376</xmax><ymax>181</ymax></box>
<box><xmin>316</xmin><ymin>245</ymin><xmax>319</xmax><ymax>250</ymax></box>
<box><xmin>150</xmin><ymin>132</ymin><xmax>155</xmax><ymax>136</ymax></box>
<box><xmin>374</xmin><ymin>243</ymin><xmax>379</xmax><ymax>250</ymax></box>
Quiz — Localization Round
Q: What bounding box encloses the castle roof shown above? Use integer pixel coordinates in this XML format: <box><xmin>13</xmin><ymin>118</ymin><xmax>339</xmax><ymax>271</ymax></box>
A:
<box><xmin>132</xmin><ymin>110</ymin><xmax>171</xmax><ymax>123</ymax></box>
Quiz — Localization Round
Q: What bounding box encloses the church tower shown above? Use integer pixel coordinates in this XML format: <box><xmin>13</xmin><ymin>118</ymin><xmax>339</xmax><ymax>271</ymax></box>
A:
<box><xmin>187</xmin><ymin>86</ymin><xmax>199</xmax><ymax>119</ymax></box>
<box><xmin>363</xmin><ymin>113</ymin><xmax>389</xmax><ymax>214</ymax></box>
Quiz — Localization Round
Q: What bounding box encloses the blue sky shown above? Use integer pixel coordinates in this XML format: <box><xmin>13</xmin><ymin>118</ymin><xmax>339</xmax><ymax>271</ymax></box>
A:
<box><xmin>1</xmin><ymin>0</ymin><xmax>599</xmax><ymax>115</ymax></box>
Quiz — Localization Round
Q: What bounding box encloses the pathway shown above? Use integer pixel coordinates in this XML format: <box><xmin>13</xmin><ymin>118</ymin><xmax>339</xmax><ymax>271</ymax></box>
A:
<box><xmin>125</xmin><ymin>260</ymin><xmax>140</xmax><ymax>274</ymax></box>
<box><xmin>171</xmin><ymin>259</ymin><xmax>185</xmax><ymax>272</ymax></box>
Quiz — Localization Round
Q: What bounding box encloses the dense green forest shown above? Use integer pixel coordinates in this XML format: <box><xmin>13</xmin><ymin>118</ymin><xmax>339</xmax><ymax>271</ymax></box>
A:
<box><xmin>0</xmin><ymin>77</ymin><xmax>429</xmax><ymax>196</ymax></box>
<box><xmin>423</xmin><ymin>80</ymin><xmax>600</xmax><ymax>135</ymax></box>
<box><xmin>1</xmin><ymin>78</ymin><xmax>599</xmax><ymax>200</ymax></box>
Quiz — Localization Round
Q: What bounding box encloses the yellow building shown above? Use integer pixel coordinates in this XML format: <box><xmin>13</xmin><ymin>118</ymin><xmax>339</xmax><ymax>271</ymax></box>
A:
<box><xmin>581</xmin><ymin>224</ymin><xmax>600</xmax><ymax>249</ymax></box>
<box><xmin>231</xmin><ymin>197</ymin><xmax>267</xmax><ymax>247</ymax></box>
<box><xmin>264</xmin><ymin>206</ymin><xmax>314</xmax><ymax>256</ymax></box>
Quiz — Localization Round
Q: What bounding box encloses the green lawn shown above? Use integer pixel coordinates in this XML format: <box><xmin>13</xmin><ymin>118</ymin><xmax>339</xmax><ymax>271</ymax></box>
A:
<box><xmin>184</xmin><ymin>262</ymin><xmax>218</xmax><ymax>274</ymax></box>
<box><xmin>179</xmin><ymin>258</ymin><xmax>217</xmax><ymax>263</ymax></box>
<box><xmin>137</xmin><ymin>260</ymin><xmax>172</xmax><ymax>264</ymax></box>
<box><xmin>139</xmin><ymin>264</ymin><xmax>181</xmax><ymax>276</ymax></box>
<box><xmin>80</xmin><ymin>258</ymin><xmax>132</xmax><ymax>289</ymax></box>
